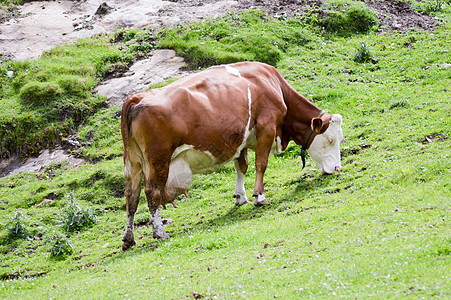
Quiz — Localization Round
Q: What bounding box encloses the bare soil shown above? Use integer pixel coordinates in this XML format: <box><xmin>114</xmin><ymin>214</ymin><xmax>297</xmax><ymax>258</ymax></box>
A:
<box><xmin>176</xmin><ymin>0</ymin><xmax>438</xmax><ymax>32</ymax></box>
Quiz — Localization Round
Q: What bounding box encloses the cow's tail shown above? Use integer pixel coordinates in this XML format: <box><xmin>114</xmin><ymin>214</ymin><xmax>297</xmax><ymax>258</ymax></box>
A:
<box><xmin>121</xmin><ymin>95</ymin><xmax>141</xmax><ymax>160</ymax></box>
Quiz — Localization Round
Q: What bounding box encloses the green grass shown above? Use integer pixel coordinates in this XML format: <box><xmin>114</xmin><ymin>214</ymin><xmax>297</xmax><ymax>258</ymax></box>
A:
<box><xmin>1</xmin><ymin>5</ymin><xmax>450</xmax><ymax>299</ymax></box>
<box><xmin>158</xmin><ymin>9</ymin><xmax>318</xmax><ymax>68</ymax></box>
<box><xmin>0</xmin><ymin>36</ymin><xmax>125</xmax><ymax>158</ymax></box>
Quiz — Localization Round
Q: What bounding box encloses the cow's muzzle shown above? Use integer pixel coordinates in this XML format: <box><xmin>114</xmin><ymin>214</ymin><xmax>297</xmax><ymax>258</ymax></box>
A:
<box><xmin>322</xmin><ymin>165</ymin><xmax>341</xmax><ymax>175</ymax></box>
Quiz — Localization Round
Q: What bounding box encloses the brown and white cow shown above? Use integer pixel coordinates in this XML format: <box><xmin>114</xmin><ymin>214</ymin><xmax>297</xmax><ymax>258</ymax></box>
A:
<box><xmin>121</xmin><ymin>62</ymin><xmax>343</xmax><ymax>250</ymax></box>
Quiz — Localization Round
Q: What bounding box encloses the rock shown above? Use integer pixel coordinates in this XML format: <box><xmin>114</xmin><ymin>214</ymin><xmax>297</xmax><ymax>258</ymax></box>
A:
<box><xmin>95</xmin><ymin>50</ymin><xmax>189</xmax><ymax>107</ymax></box>
<box><xmin>0</xmin><ymin>0</ymin><xmax>238</xmax><ymax>61</ymax></box>
<box><xmin>0</xmin><ymin>150</ymin><xmax>85</xmax><ymax>178</ymax></box>
<box><xmin>95</xmin><ymin>2</ymin><xmax>113</xmax><ymax>16</ymax></box>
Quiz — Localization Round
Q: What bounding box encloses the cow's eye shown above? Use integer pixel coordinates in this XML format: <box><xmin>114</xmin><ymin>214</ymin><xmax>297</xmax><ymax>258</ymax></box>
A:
<box><xmin>328</xmin><ymin>137</ymin><xmax>334</xmax><ymax>144</ymax></box>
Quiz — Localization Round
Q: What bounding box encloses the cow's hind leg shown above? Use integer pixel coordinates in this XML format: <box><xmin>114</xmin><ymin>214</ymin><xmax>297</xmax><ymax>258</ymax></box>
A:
<box><xmin>144</xmin><ymin>158</ymin><xmax>170</xmax><ymax>240</ymax></box>
<box><xmin>122</xmin><ymin>160</ymin><xmax>142</xmax><ymax>251</ymax></box>
<box><xmin>150</xmin><ymin>207</ymin><xmax>169</xmax><ymax>239</ymax></box>
<box><xmin>233</xmin><ymin>148</ymin><xmax>249</xmax><ymax>205</ymax></box>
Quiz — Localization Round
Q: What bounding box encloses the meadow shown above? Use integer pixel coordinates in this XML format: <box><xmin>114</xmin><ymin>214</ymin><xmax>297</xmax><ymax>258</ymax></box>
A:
<box><xmin>0</xmin><ymin>1</ymin><xmax>450</xmax><ymax>298</ymax></box>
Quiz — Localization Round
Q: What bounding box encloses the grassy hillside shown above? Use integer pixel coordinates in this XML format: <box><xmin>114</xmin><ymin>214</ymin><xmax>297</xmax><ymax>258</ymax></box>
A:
<box><xmin>1</xmin><ymin>2</ymin><xmax>450</xmax><ymax>298</ymax></box>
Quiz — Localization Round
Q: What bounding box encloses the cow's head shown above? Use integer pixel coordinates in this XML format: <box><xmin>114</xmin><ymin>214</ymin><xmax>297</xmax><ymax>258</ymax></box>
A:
<box><xmin>308</xmin><ymin>114</ymin><xmax>343</xmax><ymax>174</ymax></box>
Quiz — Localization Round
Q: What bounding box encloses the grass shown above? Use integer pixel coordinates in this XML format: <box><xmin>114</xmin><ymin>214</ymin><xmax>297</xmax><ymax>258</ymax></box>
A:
<box><xmin>158</xmin><ymin>9</ymin><xmax>318</xmax><ymax>68</ymax></box>
<box><xmin>1</xmin><ymin>3</ymin><xmax>451</xmax><ymax>299</ymax></box>
<box><xmin>0</xmin><ymin>36</ymin><xmax>125</xmax><ymax>158</ymax></box>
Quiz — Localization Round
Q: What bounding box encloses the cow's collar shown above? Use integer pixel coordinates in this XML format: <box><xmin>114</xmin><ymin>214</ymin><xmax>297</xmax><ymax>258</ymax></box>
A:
<box><xmin>300</xmin><ymin>110</ymin><xmax>326</xmax><ymax>169</ymax></box>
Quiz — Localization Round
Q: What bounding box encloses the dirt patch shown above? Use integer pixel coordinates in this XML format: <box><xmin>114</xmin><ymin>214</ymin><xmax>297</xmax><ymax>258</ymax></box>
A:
<box><xmin>421</xmin><ymin>133</ymin><xmax>448</xmax><ymax>144</ymax></box>
<box><xmin>364</xmin><ymin>0</ymin><xmax>437</xmax><ymax>32</ymax></box>
<box><xmin>233</xmin><ymin>0</ymin><xmax>438</xmax><ymax>32</ymax></box>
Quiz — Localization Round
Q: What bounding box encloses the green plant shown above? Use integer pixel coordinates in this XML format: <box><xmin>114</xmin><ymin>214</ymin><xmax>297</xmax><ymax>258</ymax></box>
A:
<box><xmin>390</xmin><ymin>99</ymin><xmax>409</xmax><ymax>109</ymax></box>
<box><xmin>0</xmin><ymin>36</ymin><xmax>120</xmax><ymax>159</ymax></box>
<box><xmin>61</xmin><ymin>193</ymin><xmax>97</xmax><ymax>232</ymax></box>
<box><xmin>6</xmin><ymin>211</ymin><xmax>29</xmax><ymax>239</ymax></box>
<box><xmin>158</xmin><ymin>9</ymin><xmax>316</xmax><ymax>68</ymax></box>
<box><xmin>19</xmin><ymin>81</ymin><xmax>62</xmax><ymax>105</ymax></box>
<box><xmin>353</xmin><ymin>42</ymin><xmax>377</xmax><ymax>63</ymax></box>
<box><xmin>46</xmin><ymin>231</ymin><xmax>74</xmax><ymax>259</ymax></box>
<box><xmin>318</xmin><ymin>0</ymin><xmax>378</xmax><ymax>35</ymax></box>
<box><xmin>424</xmin><ymin>0</ymin><xmax>447</xmax><ymax>12</ymax></box>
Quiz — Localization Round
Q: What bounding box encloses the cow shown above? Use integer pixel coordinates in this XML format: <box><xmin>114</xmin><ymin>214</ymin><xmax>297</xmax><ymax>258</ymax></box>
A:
<box><xmin>121</xmin><ymin>62</ymin><xmax>343</xmax><ymax>250</ymax></box>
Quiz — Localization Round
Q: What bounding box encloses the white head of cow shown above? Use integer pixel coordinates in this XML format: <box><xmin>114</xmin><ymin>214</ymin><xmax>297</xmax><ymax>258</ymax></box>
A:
<box><xmin>308</xmin><ymin>114</ymin><xmax>343</xmax><ymax>174</ymax></box>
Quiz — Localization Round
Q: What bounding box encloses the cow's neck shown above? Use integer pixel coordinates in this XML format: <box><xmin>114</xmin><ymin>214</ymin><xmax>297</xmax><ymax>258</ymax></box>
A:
<box><xmin>279</xmin><ymin>80</ymin><xmax>323</xmax><ymax>150</ymax></box>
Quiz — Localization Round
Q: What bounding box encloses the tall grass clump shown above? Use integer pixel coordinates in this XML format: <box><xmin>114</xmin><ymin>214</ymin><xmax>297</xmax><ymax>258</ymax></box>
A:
<box><xmin>318</xmin><ymin>0</ymin><xmax>378</xmax><ymax>35</ymax></box>
<box><xmin>413</xmin><ymin>0</ymin><xmax>449</xmax><ymax>13</ymax></box>
<box><xmin>61</xmin><ymin>193</ymin><xmax>97</xmax><ymax>233</ymax></box>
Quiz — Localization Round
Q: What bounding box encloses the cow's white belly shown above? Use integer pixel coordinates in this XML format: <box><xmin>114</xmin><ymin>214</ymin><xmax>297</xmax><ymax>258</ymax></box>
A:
<box><xmin>171</xmin><ymin>145</ymin><xmax>225</xmax><ymax>174</ymax></box>
<box><xmin>166</xmin><ymin>145</ymin><xmax>226</xmax><ymax>198</ymax></box>
<box><xmin>166</xmin><ymin>157</ymin><xmax>192</xmax><ymax>196</ymax></box>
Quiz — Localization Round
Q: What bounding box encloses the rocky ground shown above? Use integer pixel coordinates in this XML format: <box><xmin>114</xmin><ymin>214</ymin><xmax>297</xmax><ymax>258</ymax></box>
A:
<box><xmin>0</xmin><ymin>0</ymin><xmax>439</xmax><ymax>177</ymax></box>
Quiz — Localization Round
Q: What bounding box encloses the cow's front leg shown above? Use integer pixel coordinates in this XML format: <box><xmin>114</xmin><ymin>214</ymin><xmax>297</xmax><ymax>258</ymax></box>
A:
<box><xmin>252</xmin><ymin>127</ymin><xmax>273</xmax><ymax>206</ymax></box>
<box><xmin>233</xmin><ymin>149</ymin><xmax>249</xmax><ymax>205</ymax></box>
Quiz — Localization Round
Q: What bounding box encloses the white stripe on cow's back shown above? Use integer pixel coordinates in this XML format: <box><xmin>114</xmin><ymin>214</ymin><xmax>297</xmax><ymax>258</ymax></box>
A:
<box><xmin>225</xmin><ymin>65</ymin><xmax>241</xmax><ymax>77</ymax></box>
<box><xmin>231</xmin><ymin>86</ymin><xmax>253</xmax><ymax>159</ymax></box>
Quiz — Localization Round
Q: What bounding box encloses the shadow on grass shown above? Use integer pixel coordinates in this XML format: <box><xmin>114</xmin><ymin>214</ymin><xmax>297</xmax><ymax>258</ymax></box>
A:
<box><xmin>107</xmin><ymin>171</ymin><xmax>341</xmax><ymax>257</ymax></box>
<box><xmin>181</xmin><ymin>172</ymin><xmax>340</xmax><ymax>233</ymax></box>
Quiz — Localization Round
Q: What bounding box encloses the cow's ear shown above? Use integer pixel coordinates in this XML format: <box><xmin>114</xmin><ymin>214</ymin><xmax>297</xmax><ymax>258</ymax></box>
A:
<box><xmin>312</xmin><ymin>117</ymin><xmax>327</xmax><ymax>134</ymax></box>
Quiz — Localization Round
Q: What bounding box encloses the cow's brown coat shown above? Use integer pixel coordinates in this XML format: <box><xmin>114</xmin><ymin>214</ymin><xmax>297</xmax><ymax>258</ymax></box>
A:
<box><xmin>121</xmin><ymin>62</ymin><xmax>334</xmax><ymax>250</ymax></box>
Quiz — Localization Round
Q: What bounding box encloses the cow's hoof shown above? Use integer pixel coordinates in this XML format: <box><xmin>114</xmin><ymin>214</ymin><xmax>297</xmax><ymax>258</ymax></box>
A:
<box><xmin>122</xmin><ymin>239</ymin><xmax>136</xmax><ymax>251</ymax></box>
<box><xmin>153</xmin><ymin>231</ymin><xmax>170</xmax><ymax>240</ymax></box>
<box><xmin>234</xmin><ymin>194</ymin><xmax>249</xmax><ymax>205</ymax></box>
<box><xmin>254</xmin><ymin>194</ymin><xmax>270</xmax><ymax>206</ymax></box>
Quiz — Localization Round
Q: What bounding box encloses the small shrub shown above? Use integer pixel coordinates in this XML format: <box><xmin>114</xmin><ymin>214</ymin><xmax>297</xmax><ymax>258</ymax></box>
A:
<box><xmin>6</xmin><ymin>211</ymin><xmax>29</xmax><ymax>240</ymax></box>
<box><xmin>61</xmin><ymin>193</ymin><xmax>97</xmax><ymax>232</ymax></box>
<box><xmin>319</xmin><ymin>0</ymin><xmax>378</xmax><ymax>35</ymax></box>
<box><xmin>47</xmin><ymin>231</ymin><xmax>74</xmax><ymax>259</ymax></box>
<box><xmin>353</xmin><ymin>42</ymin><xmax>377</xmax><ymax>63</ymax></box>
<box><xmin>418</xmin><ymin>0</ymin><xmax>448</xmax><ymax>13</ymax></box>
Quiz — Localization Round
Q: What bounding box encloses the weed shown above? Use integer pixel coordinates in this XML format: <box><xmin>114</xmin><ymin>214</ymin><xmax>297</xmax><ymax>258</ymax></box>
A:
<box><xmin>390</xmin><ymin>99</ymin><xmax>409</xmax><ymax>109</ymax></box>
<box><xmin>6</xmin><ymin>211</ymin><xmax>29</xmax><ymax>240</ymax></box>
<box><xmin>46</xmin><ymin>231</ymin><xmax>74</xmax><ymax>259</ymax></box>
<box><xmin>61</xmin><ymin>193</ymin><xmax>97</xmax><ymax>233</ymax></box>
<box><xmin>423</xmin><ymin>0</ymin><xmax>448</xmax><ymax>13</ymax></box>
<box><xmin>353</xmin><ymin>42</ymin><xmax>377</xmax><ymax>63</ymax></box>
